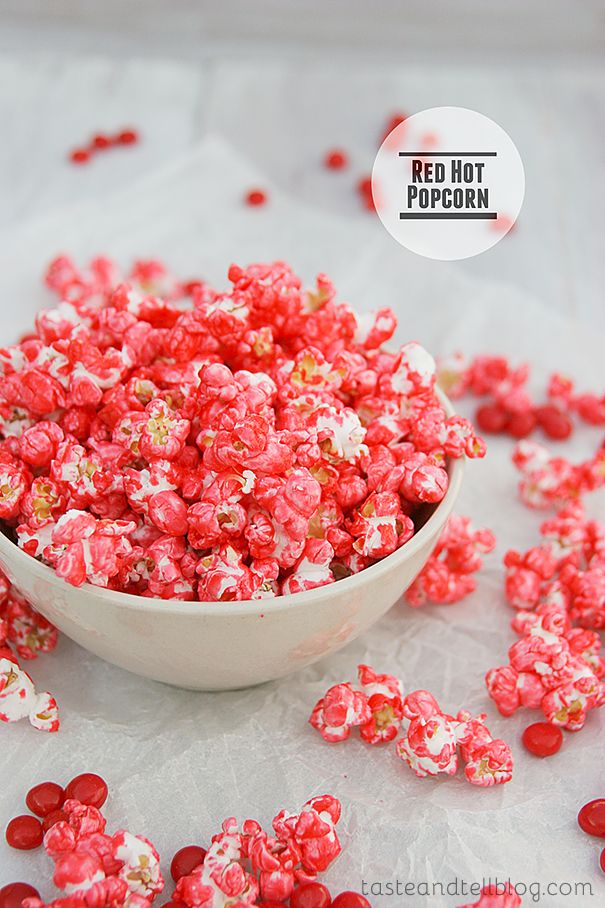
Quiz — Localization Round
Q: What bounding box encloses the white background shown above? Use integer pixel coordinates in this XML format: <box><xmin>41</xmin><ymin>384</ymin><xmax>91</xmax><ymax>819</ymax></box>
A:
<box><xmin>0</xmin><ymin>4</ymin><xmax>604</xmax><ymax>906</ymax></box>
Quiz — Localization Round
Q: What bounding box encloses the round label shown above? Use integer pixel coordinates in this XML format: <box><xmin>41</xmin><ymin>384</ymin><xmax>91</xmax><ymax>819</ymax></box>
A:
<box><xmin>372</xmin><ymin>106</ymin><xmax>525</xmax><ymax>261</ymax></box>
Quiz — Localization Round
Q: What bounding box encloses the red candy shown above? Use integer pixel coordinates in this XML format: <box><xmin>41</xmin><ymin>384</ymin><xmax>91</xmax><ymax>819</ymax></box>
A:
<box><xmin>5</xmin><ymin>815</ymin><xmax>43</xmax><ymax>850</ymax></box>
<box><xmin>521</xmin><ymin>722</ymin><xmax>563</xmax><ymax>757</ymax></box>
<box><xmin>92</xmin><ymin>134</ymin><xmax>111</xmax><ymax>150</ymax></box>
<box><xmin>0</xmin><ymin>883</ymin><xmax>40</xmax><ymax>908</ymax></box>
<box><xmin>291</xmin><ymin>883</ymin><xmax>332</xmax><ymax>908</ymax></box>
<box><xmin>116</xmin><ymin>129</ymin><xmax>139</xmax><ymax>145</ymax></box>
<box><xmin>600</xmin><ymin>847</ymin><xmax>605</xmax><ymax>874</ymax></box>
<box><xmin>42</xmin><ymin>809</ymin><xmax>68</xmax><ymax>833</ymax></box>
<box><xmin>170</xmin><ymin>844</ymin><xmax>208</xmax><ymax>882</ymax></box>
<box><xmin>324</xmin><ymin>149</ymin><xmax>348</xmax><ymax>170</ymax></box>
<box><xmin>476</xmin><ymin>402</ymin><xmax>509</xmax><ymax>434</ymax></box>
<box><xmin>26</xmin><ymin>781</ymin><xmax>65</xmax><ymax>817</ymax></box>
<box><xmin>245</xmin><ymin>189</ymin><xmax>267</xmax><ymax>206</ymax></box>
<box><xmin>64</xmin><ymin>773</ymin><xmax>108</xmax><ymax>809</ymax></box>
<box><xmin>69</xmin><ymin>149</ymin><xmax>89</xmax><ymax>165</ymax></box>
<box><xmin>331</xmin><ymin>893</ymin><xmax>371</xmax><ymax>908</ymax></box>
<box><xmin>578</xmin><ymin>799</ymin><xmax>605</xmax><ymax>837</ymax></box>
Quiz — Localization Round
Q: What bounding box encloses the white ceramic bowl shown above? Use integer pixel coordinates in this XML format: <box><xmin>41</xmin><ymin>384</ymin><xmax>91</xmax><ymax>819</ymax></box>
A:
<box><xmin>0</xmin><ymin>395</ymin><xmax>463</xmax><ymax>691</ymax></box>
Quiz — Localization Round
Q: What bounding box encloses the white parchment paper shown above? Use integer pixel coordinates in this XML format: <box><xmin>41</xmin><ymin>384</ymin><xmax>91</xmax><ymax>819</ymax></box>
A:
<box><xmin>0</xmin><ymin>138</ymin><xmax>603</xmax><ymax>907</ymax></box>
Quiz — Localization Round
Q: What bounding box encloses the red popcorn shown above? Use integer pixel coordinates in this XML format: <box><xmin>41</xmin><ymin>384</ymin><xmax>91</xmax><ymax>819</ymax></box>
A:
<box><xmin>2</xmin><ymin>589</ymin><xmax>58</xmax><ymax>659</ymax></box>
<box><xmin>486</xmin><ymin>608</ymin><xmax>605</xmax><ymax>730</ymax></box>
<box><xmin>175</xmin><ymin>796</ymin><xmax>342</xmax><ymax>908</ymax></box>
<box><xmin>0</xmin><ymin>656</ymin><xmax>60</xmax><ymax>732</ymax></box>
<box><xmin>356</xmin><ymin>663</ymin><xmax>404</xmax><ymax>744</ymax></box>
<box><xmin>503</xmin><ymin>502</ymin><xmax>605</xmax><ymax>630</ymax></box>
<box><xmin>438</xmin><ymin>353</ymin><xmax>603</xmax><ymax>446</ymax></box>
<box><xmin>512</xmin><ymin>440</ymin><xmax>605</xmax><ymax>509</ymax></box>
<box><xmin>309</xmin><ymin>682</ymin><xmax>372</xmax><ymax>743</ymax></box>
<box><xmin>0</xmin><ymin>256</ymin><xmax>484</xmax><ymax>601</ymax></box>
<box><xmin>406</xmin><ymin>514</ymin><xmax>495</xmax><ymax>607</ymax></box>
<box><xmin>397</xmin><ymin>691</ymin><xmax>513</xmax><ymax>786</ymax></box>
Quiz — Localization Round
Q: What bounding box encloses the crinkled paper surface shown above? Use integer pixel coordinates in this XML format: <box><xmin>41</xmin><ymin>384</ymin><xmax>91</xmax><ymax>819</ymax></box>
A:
<box><xmin>0</xmin><ymin>137</ymin><xmax>603</xmax><ymax>907</ymax></box>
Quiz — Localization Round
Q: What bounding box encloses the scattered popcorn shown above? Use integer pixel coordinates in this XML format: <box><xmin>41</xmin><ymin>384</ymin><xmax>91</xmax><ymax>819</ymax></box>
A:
<box><xmin>503</xmin><ymin>502</ymin><xmax>605</xmax><ymax>630</ymax></box>
<box><xmin>512</xmin><ymin>440</ymin><xmax>605</xmax><ymax>510</ymax></box>
<box><xmin>486</xmin><ymin>574</ymin><xmax>605</xmax><ymax>731</ymax></box>
<box><xmin>406</xmin><ymin>514</ymin><xmax>496</xmax><ymax>607</ymax></box>
<box><xmin>0</xmin><ymin>256</ymin><xmax>484</xmax><ymax>600</ymax></box>
<box><xmin>397</xmin><ymin>691</ymin><xmax>513</xmax><ymax>787</ymax></box>
<box><xmin>0</xmin><ymin>656</ymin><xmax>59</xmax><ymax>732</ymax></box>
<box><xmin>309</xmin><ymin>664</ymin><xmax>402</xmax><ymax>745</ymax></box>
<box><xmin>309</xmin><ymin>669</ymin><xmax>512</xmax><ymax>786</ymax></box>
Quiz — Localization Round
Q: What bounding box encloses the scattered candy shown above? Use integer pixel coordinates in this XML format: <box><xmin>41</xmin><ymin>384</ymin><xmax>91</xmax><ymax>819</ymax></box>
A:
<box><xmin>116</xmin><ymin>129</ymin><xmax>139</xmax><ymax>146</ymax></box>
<box><xmin>324</xmin><ymin>150</ymin><xmax>348</xmax><ymax>170</ymax></box>
<box><xmin>64</xmin><ymin>773</ymin><xmax>108</xmax><ymax>809</ymax></box>
<box><xmin>68</xmin><ymin>129</ymin><xmax>140</xmax><ymax>166</ymax></box>
<box><xmin>69</xmin><ymin>149</ymin><xmax>90</xmax><ymax>165</ymax></box>
<box><xmin>578</xmin><ymin>799</ymin><xmax>605</xmax><ymax>838</ymax></box>
<box><xmin>5</xmin><ymin>814</ymin><xmax>43</xmax><ymax>850</ymax></box>
<box><xmin>356</xmin><ymin>176</ymin><xmax>374</xmax><ymax>211</ymax></box>
<box><xmin>0</xmin><ymin>883</ymin><xmax>40</xmax><ymax>908</ymax></box>
<box><xmin>437</xmin><ymin>353</ymin><xmax>604</xmax><ymax>444</ymax></box>
<box><xmin>0</xmin><ymin>256</ymin><xmax>484</xmax><ymax>601</ymax></box>
<box><xmin>26</xmin><ymin>782</ymin><xmax>65</xmax><ymax>817</ymax></box>
<box><xmin>291</xmin><ymin>882</ymin><xmax>332</xmax><ymax>908</ymax></box>
<box><xmin>331</xmin><ymin>893</ymin><xmax>370</xmax><ymax>908</ymax></box>
<box><xmin>600</xmin><ymin>846</ymin><xmax>605</xmax><ymax>874</ymax></box>
<box><xmin>405</xmin><ymin>514</ymin><xmax>495</xmax><ymax>606</ymax></box>
<box><xmin>521</xmin><ymin>722</ymin><xmax>563</xmax><ymax>757</ymax></box>
<box><xmin>245</xmin><ymin>189</ymin><xmax>268</xmax><ymax>206</ymax></box>
<box><xmin>458</xmin><ymin>884</ymin><xmax>521</xmax><ymax>908</ymax></box>
<box><xmin>170</xmin><ymin>844</ymin><xmax>207</xmax><ymax>882</ymax></box>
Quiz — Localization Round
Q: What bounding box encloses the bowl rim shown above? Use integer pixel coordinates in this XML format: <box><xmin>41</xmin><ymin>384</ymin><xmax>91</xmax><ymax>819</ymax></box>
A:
<box><xmin>0</xmin><ymin>389</ymin><xmax>464</xmax><ymax>617</ymax></box>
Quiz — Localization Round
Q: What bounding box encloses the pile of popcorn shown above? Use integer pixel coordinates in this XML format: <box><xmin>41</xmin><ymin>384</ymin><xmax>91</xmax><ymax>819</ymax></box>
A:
<box><xmin>0</xmin><ymin>568</ymin><xmax>59</xmax><ymax>732</ymax></box>
<box><xmin>486</xmin><ymin>502</ymin><xmax>605</xmax><ymax>731</ymax></box>
<box><xmin>0</xmin><ymin>256</ymin><xmax>485</xmax><ymax>600</ymax></box>
<box><xmin>310</xmin><ymin>664</ymin><xmax>513</xmax><ymax>787</ymax></box>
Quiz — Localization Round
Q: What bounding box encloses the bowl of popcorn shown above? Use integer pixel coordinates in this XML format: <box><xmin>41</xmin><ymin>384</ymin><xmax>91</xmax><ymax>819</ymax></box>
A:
<box><xmin>0</xmin><ymin>257</ymin><xmax>481</xmax><ymax>690</ymax></box>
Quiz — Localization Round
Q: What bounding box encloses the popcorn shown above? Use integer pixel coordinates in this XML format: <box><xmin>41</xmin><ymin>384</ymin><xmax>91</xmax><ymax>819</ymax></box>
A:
<box><xmin>3</xmin><ymin>589</ymin><xmax>58</xmax><ymax>659</ymax></box>
<box><xmin>438</xmin><ymin>352</ymin><xmax>604</xmax><ymax>446</ymax></box>
<box><xmin>512</xmin><ymin>440</ymin><xmax>604</xmax><ymax>510</ymax></box>
<box><xmin>486</xmin><ymin>608</ymin><xmax>605</xmax><ymax>731</ymax></box>
<box><xmin>406</xmin><ymin>514</ymin><xmax>496</xmax><ymax>607</ymax></box>
<box><xmin>397</xmin><ymin>691</ymin><xmax>513</xmax><ymax>786</ymax></box>
<box><xmin>309</xmin><ymin>669</ymin><xmax>512</xmax><ymax>786</ymax></box>
<box><xmin>309</xmin><ymin>682</ymin><xmax>372</xmax><ymax>743</ymax></box>
<box><xmin>175</xmin><ymin>796</ymin><xmax>342</xmax><ymax>908</ymax></box>
<box><xmin>0</xmin><ymin>656</ymin><xmax>60</xmax><ymax>732</ymax></box>
<box><xmin>503</xmin><ymin>502</ymin><xmax>605</xmax><ymax>629</ymax></box>
<box><xmin>356</xmin><ymin>663</ymin><xmax>404</xmax><ymax>744</ymax></box>
<box><xmin>0</xmin><ymin>256</ymin><xmax>485</xmax><ymax>601</ymax></box>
